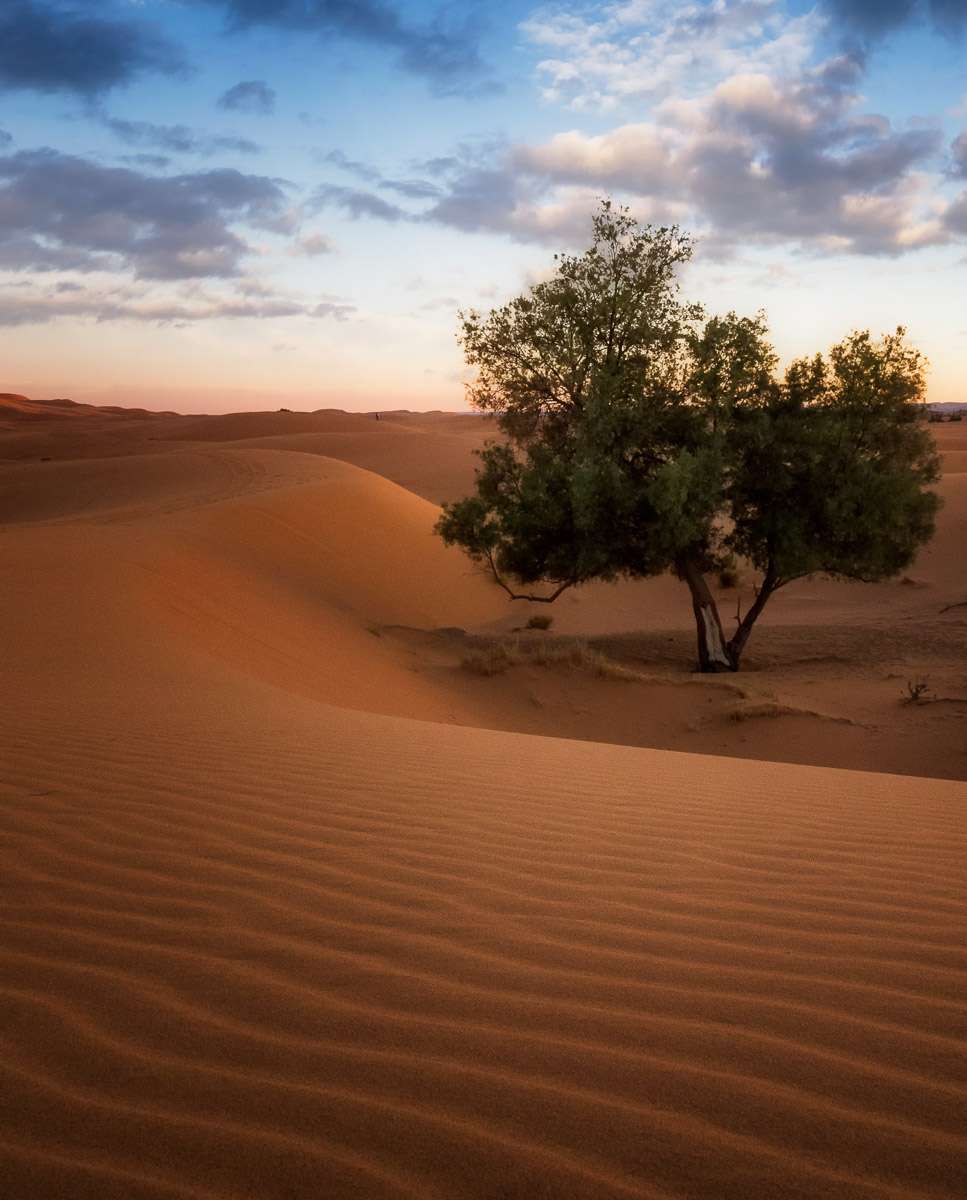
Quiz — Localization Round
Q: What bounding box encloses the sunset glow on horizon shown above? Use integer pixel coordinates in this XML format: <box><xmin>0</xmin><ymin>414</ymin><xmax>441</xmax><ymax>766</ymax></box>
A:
<box><xmin>2</xmin><ymin>0</ymin><xmax>966</xmax><ymax>413</ymax></box>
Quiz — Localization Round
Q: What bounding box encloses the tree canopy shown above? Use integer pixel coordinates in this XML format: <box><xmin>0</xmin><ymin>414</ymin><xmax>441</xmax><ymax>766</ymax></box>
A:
<box><xmin>437</xmin><ymin>201</ymin><xmax>942</xmax><ymax>671</ymax></box>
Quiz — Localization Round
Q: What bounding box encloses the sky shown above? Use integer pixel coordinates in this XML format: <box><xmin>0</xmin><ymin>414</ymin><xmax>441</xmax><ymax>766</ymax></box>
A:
<box><xmin>1</xmin><ymin>0</ymin><xmax>965</xmax><ymax>413</ymax></box>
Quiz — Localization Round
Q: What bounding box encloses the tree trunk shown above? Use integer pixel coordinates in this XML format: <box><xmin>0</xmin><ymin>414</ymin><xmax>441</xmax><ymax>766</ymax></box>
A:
<box><xmin>678</xmin><ymin>558</ymin><xmax>734</xmax><ymax>672</ymax></box>
<box><xmin>727</xmin><ymin>566</ymin><xmax>778</xmax><ymax>669</ymax></box>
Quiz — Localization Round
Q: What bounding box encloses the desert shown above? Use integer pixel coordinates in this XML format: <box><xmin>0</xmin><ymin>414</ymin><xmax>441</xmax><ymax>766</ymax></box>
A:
<box><xmin>2</xmin><ymin>392</ymin><xmax>966</xmax><ymax>1199</ymax></box>
<box><xmin>4</xmin><ymin>0</ymin><xmax>967</xmax><ymax>1194</ymax></box>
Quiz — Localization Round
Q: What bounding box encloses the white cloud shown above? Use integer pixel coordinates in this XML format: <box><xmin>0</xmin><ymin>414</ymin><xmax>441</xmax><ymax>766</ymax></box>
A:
<box><xmin>521</xmin><ymin>0</ymin><xmax>823</xmax><ymax>112</ymax></box>
<box><xmin>302</xmin><ymin>4</ymin><xmax>962</xmax><ymax>261</ymax></box>
<box><xmin>513</xmin><ymin>124</ymin><xmax>673</xmax><ymax>191</ymax></box>
<box><xmin>419</xmin><ymin>50</ymin><xmax>955</xmax><ymax>257</ymax></box>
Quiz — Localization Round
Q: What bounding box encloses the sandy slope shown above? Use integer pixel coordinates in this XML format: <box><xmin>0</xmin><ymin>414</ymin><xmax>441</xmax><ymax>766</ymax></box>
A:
<box><xmin>1</xmin><ymin>400</ymin><xmax>967</xmax><ymax>1198</ymax></box>
<box><xmin>4</xmin><ymin>432</ymin><xmax>963</xmax><ymax>778</ymax></box>
<box><xmin>3</xmin><ymin>672</ymin><xmax>967</xmax><ymax>1198</ymax></box>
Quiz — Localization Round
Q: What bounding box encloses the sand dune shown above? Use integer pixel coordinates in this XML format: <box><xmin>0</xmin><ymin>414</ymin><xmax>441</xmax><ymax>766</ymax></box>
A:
<box><xmin>3</xmin><ymin>688</ymin><xmax>967</xmax><ymax>1199</ymax></box>
<box><xmin>0</xmin><ymin>392</ymin><xmax>163</xmax><ymax>422</ymax></box>
<box><xmin>1</xmin><ymin>401</ymin><xmax>966</xmax><ymax>1198</ymax></box>
<box><xmin>1</xmin><ymin>412</ymin><xmax>964</xmax><ymax>771</ymax></box>
<box><xmin>233</xmin><ymin>428</ymin><xmax>491</xmax><ymax>505</ymax></box>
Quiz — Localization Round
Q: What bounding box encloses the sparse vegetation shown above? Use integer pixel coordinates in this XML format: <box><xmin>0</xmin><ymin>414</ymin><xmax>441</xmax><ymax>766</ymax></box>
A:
<box><xmin>438</xmin><ymin>200</ymin><xmax>942</xmax><ymax>673</ymax></box>
<box><xmin>950</xmin><ymin>412</ymin><xmax>963</xmax><ymax>422</ymax></box>
<box><xmin>903</xmin><ymin>678</ymin><xmax>932</xmax><ymax>703</ymax></box>
<box><xmin>526</xmin><ymin>613</ymin><xmax>553</xmax><ymax>630</ymax></box>
<box><xmin>462</xmin><ymin>642</ymin><xmax>514</xmax><ymax>676</ymax></box>
<box><xmin>462</xmin><ymin>637</ymin><xmax>637</xmax><ymax>680</ymax></box>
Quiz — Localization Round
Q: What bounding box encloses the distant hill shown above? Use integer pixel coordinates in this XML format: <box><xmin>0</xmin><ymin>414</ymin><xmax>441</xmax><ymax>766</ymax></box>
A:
<box><xmin>0</xmin><ymin>394</ymin><xmax>173</xmax><ymax>421</ymax></box>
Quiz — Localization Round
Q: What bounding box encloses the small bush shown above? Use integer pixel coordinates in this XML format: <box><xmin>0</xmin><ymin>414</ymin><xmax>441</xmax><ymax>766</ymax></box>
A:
<box><xmin>718</xmin><ymin>565</ymin><xmax>739</xmax><ymax>589</ymax></box>
<box><xmin>462</xmin><ymin>643</ymin><xmax>514</xmax><ymax>676</ymax></box>
<box><xmin>526</xmin><ymin>613</ymin><xmax>553</xmax><ymax>630</ymax></box>
<box><xmin>950</xmin><ymin>411</ymin><xmax>963</xmax><ymax>422</ymax></box>
<box><xmin>461</xmin><ymin>636</ymin><xmax>637</xmax><ymax>681</ymax></box>
<box><xmin>902</xmin><ymin>678</ymin><xmax>932</xmax><ymax>703</ymax></box>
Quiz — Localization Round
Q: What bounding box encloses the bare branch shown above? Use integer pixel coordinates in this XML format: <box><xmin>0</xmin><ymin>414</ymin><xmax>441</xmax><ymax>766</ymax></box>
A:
<box><xmin>772</xmin><ymin>573</ymin><xmax>806</xmax><ymax>591</ymax></box>
<box><xmin>485</xmin><ymin>550</ymin><xmax>575</xmax><ymax>603</ymax></box>
<box><xmin>940</xmin><ymin>599</ymin><xmax>967</xmax><ymax>614</ymax></box>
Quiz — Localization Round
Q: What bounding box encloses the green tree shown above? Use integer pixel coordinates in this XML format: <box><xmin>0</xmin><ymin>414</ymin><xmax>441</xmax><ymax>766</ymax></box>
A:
<box><xmin>437</xmin><ymin>202</ymin><xmax>941</xmax><ymax>672</ymax></box>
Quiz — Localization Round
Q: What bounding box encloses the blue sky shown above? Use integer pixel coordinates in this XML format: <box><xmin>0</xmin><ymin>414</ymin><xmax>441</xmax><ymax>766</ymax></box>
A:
<box><xmin>1</xmin><ymin>0</ymin><xmax>965</xmax><ymax>411</ymax></box>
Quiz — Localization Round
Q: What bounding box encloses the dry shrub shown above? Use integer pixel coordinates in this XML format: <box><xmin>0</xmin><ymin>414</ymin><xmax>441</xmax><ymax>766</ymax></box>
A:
<box><xmin>462</xmin><ymin>642</ymin><xmax>515</xmax><ymax>676</ymax></box>
<box><xmin>462</xmin><ymin>637</ymin><xmax>638</xmax><ymax>681</ymax></box>
<box><xmin>902</xmin><ymin>678</ymin><xmax>932</xmax><ymax>703</ymax></box>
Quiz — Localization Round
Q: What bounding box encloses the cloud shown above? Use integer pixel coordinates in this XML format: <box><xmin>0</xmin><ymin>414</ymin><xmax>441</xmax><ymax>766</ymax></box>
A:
<box><xmin>945</xmin><ymin>189</ymin><xmax>967</xmax><ymax>234</ymax></box>
<box><xmin>0</xmin><ymin>1</ymin><xmax>185</xmax><ymax>97</ymax></box>
<box><xmin>339</xmin><ymin>52</ymin><xmax>957</xmax><ymax>258</ymax></box>
<box><xmin>949</xmin><ymin>131</ymin><xmax>967</xmax><ymax>178</ymax></box>
<box><xmin>291</xmin><ymin>232</ymin><xmax>334</xmax><ymax>255</ymax></box>
<box><xmin>514</xmin><ymin>124</ymin><xmax>672</xmax><ymax>194</ymax></box>
<box><xmin>0</xmin><ymin>130</ymin><xmax>11</xmax><ymax>148</ymax></box>
<box><xmin>416</xmin><ymin>154</ymin><xmax>462</xmax><ymax>176</ymax></box>
<box><xmin>310</xmin><ymin>183</ymin><xmax>406</xmax><ymax>221</ymax></box>
<box><xmin>521</xmin><ymin>0</ymin><xmax>967</xmax><ymax>111</ymax></box>
<box><xmin>100</xmin><ymin>115</ymin><xmax>261</xmax><ymax>157</ymax></box>
<box><xmin>200</xmin><ymin>0</ymin><xmax>495</xmax><ymax>95</ymax></box>
<box><xmin>0</xmin><ymin>235</ymin><xmax>109</xmax><ymax>273</ymax></box>
<box><xmin>323</xmin><ymin>150</ymin><xmax>443</xmax><ymax>199</ymax></box>
<box><xmin>218</xmin><ymin>79</ymin><xmax>276</xmax><ymax>114</ymax></box>
<box><xmin>0</xmin><ymin>280</ymin><xmax>356</xmax><ymax>326</ymax></box>
<box><xmin>0</xmin><ymin>148</ymin><xmax>291</xmax><ymax>279</ymax></box>
<box><xmin>818</xmin><ymin>0</ymin><xmax>967</xmax><ymax>41</ymax></box>
<box><xmin>379</xmin><ymin>178</ymin><xmax>442</xmax><ymax>199</ymax></box>
<box><xmin>311</xmin><ymin>300</ymin><xmax>354</xmax><ymax>319</ymax></box>
<box><xmin>521</xmin><ymin>0</ymin><xmax>822</xmax><ymax>112</ymax></box>
<box><xmin>421</xmin><ymin>164</ymin><xmax>546</xmax><ymax>238</ymax></box>
<box><xmin>323</xmin><ymin>149</ymin><xmax>381</xmax><ymax>183</ymax></box>
<box><xmin>119</xmin><ymin>154</ymin><xmax>173</xmax><ymax>170</ymax></box>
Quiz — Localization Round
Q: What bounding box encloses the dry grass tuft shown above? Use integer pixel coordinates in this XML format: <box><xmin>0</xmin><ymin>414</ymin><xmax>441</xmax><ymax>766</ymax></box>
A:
<box><xmin>462</xmin><ymin>642</ymin><xmax>515</xmax><ymax>676</ymax></box>
<box><xmin>462</xmin><ymin>637</ymin><xmax>639</xmax><ymax>681</ymax></box>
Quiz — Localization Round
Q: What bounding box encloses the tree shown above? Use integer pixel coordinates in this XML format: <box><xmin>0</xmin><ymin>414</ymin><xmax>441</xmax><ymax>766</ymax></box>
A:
<box><xmin>437</xmin><ymin>201</ymin><xmax>942</xmax><ymax>672</ymax></box>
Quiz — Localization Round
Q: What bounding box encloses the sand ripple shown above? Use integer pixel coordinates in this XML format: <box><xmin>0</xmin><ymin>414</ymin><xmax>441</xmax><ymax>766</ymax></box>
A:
<box><xmin>2</xmin><ymin>708</ymin><xmax>966</xmax><ymax>1199</ymax></box>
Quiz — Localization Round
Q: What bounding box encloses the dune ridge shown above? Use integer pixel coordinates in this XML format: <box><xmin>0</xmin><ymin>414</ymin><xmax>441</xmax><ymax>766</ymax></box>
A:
<box><xmin>1</xmin><ymin>400</ymin><xmax>966</xmax><ymax>1198</ymax></box>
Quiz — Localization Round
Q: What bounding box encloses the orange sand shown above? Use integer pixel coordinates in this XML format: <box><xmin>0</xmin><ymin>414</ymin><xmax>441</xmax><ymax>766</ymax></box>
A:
<box><xmin>1</xmin><ymin>396</ymin><xmax>966</xmax><ymax>1198</ymax></box>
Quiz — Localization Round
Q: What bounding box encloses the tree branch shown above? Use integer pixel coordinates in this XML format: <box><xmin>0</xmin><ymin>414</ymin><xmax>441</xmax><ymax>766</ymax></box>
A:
<box><xmin>484</xmin><ymin>550</ymin><xmax>575</xmax><ymax>603</ymax></box>
<box><xmin>772</xmin><ymin>573</ymin><xmax>806</xmax><ymax>591</ymax></box>
<box><xmin>940</xmin><ymin>599</ymin><xmax>967</xmax><ymax>614</ymax></box>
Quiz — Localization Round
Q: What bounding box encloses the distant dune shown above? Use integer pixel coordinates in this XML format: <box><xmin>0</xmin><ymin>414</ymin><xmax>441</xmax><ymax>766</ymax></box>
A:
<box><xmin>1</xmin><ymin>395</ymin><xmax>966</xmax><ymax>1199</ymax></box>
<box><xmin>0</xmin><ymin>392</ymin><xmax>171</xmax><ymax>422</ymax></box>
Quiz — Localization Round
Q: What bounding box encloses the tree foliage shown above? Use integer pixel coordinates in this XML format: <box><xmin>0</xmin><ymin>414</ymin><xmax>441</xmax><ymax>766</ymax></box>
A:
<box><xmin>437</xmin><ymin>201</ymin><xmax>941</xmax><ymax>671</ymax></box>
